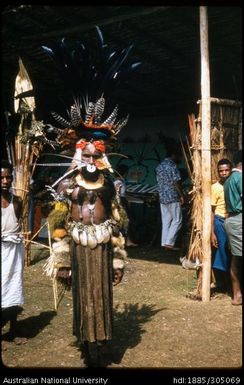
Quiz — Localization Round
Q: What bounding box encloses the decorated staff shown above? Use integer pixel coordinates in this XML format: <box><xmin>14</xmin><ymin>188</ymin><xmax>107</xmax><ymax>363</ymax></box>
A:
<box><xmin>41</xmin><ymin>27</ymin><xmax>140</xmax><ymax>367</ymax></box>
<box><xmin>11</xmin><ymin>59</ymin><xmax>58</xmax><ymax>265</ymax></box>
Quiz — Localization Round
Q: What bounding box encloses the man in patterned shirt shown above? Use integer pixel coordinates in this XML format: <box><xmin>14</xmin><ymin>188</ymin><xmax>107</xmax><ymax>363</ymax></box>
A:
<box><xmin>155</xmin><ymin>148</ymin><xmax>184</xmax><ymax>250</ymax></box>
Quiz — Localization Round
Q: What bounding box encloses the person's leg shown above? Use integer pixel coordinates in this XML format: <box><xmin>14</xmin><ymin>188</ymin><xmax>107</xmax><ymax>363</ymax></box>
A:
<box><xmin>164</xmin><ymin>202</ymin><xmax>182</xmax><ymax>247</ymax></box>
<box><xmin>6</xmin><ymin>306</ymin><xmax>19</xmax><ymax>340</ymax></box>
<box><xmin>213</xmin><ymin>216</ymin><xmax>231</xmax><ymax>273</ymax></box>
<box><xmin>224</xmin><ymin>214</ymin><xmax>242</xmax><ymax>304</ymax></box>
<box><xmin>160</xmin><ymin>203</ymin><xmax>172</xmax><ymax>246</ymax></box>
<box><xmin>230</xmin><ymin>255</ymin><xmax>242</xmax><ymax>305</ymax></box>
<box><xmin>212</xmin><ymin>268</ymin><xmax>231</xmax><ymax>292</ymax></box>
<box><xmin>83</xmin><ymin>341</ymin><xmax>104</xmax><ymax>367</ymax></box>
<box><xmin>80</xmin><ymin>341</ymin><xmax>89</xmax><ymax>361</ymax></box>
<box><xmin>1</xmin><ymin>308</ymin><xmax>11</xmax><ymax>328</ymax></box>
<box><xmin>9</xmin><ymin>310</ymin><xmax>18</xmax><ymax>330</ymax></box>
<box><xmin>10</xmin><ymin>306</ymin><xmax>25</xmax><ymax>329</ymax></box>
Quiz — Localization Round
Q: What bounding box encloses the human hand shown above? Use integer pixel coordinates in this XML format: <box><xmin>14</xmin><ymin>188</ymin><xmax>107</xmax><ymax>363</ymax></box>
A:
<box><xmin>179</xmin><ymin>196</ymin><xmax>184</xmax><ymax>205</ymax></box>
<box><xmin>56</xmin><ymin>267</ymin><xmax>71</xmax><ymax>279</ymax></box>
<box><xmin>113</xmin><ymin>268</ymin><xmax>124</xmax><ymax>286</ymax></box>
<box><xmin>56</xmin><ymin>268</ymin><xmax>72</xmax><ymax>290</ymax></box>
<box><xmin>211</xmin><ymin>233</ymin><xmax>218</xmax><ymax>248</ymax></box>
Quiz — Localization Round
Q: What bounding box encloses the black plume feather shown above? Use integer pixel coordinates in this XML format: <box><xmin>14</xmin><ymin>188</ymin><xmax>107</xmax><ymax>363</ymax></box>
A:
<box><xmin>41</xmin><ymin>26</ymin><xmax>141</xmax><ymax>105</ymax></box>
<box><xmin>51</xmin><ymin>111</ymin><xmax>70</xmax><ymax>127</ymax></box>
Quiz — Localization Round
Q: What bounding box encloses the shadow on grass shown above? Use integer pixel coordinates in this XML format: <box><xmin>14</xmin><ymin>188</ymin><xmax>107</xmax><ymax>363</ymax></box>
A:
<box><xmin>99</xmin><ymin>302</ymin><xmax>166</xmax><ymax>367</ymax></box>
<box><xmin>30</xmin><ymin>238</ymin><xmax>50</xmax><ymax>265</ymax></box>
<box><xmin>127</xmin><ymin>245</ymin><xmax>183</xmax><ymax>265</ymax></box>
<box><xmin>2</xmin><ymin>310</ymin><xmax>56</xmax><ymax>340</ymax></box>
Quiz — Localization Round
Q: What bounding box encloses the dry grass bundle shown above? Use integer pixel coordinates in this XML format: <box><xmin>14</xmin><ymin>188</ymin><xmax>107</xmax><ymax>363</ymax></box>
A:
<box><xmin>202</xmin><ymin>98</ymin><xmax>241</xmax><ymax>182</ymax></box>
<box><xmin>11</xmin><ymin>59</ymin><xmax>56</xmax><ymax>265</ymax></box>
<box><xmin>183</xmin><ymin>114</ymin><xmax>203</xmax><ymax>264</ymax></box>
<box><xmin>183</xmin><ymin>99</ymin><xmax>242</xmax><ymax>296</ymax></box>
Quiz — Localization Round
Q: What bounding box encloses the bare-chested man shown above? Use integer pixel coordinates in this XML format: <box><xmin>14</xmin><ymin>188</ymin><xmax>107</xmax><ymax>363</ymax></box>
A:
<box><xmin>52</xmin><ymin>139</ymin><xmax>125</xmax><ymax>366</ymax></box>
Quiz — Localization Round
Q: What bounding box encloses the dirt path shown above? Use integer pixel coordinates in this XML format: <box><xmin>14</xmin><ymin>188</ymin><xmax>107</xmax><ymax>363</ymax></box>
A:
<box><xmin>1</xmin><ymin>245</ymin><xmax>242</xmax><ymax>378</ymax></box>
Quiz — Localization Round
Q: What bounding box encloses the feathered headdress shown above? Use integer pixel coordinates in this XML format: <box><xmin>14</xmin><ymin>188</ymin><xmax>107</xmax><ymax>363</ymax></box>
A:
<box><xmin>42</xmin><ymin>26</ymin><xmax>141</xmax><ymax>144</ymax></box>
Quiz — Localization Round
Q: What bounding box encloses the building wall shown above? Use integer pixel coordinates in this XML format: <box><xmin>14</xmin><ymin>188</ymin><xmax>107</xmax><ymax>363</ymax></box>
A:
<box><xmin>111</xmin><ymin>115</ymin><xmax>188</xmax><ymax>185</ymax></box>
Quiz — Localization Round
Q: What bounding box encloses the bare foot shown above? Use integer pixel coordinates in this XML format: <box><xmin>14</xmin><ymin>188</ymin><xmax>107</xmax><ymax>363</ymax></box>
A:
<box><xmin>14</xmin><ymin>336</ymin><xmax>28</xmax><ymax>345</ymax></box>
<box><xmin>164</xmin><ymin>245</ymin><xmax>180</xmax><ymax>251</ymax></box>
<box><xmin>231</xmin><ymin>297</ymin><xmax>242</xmax><ymax>306</ymax></box>
<box><xmin>186</xmin><ymin>292</ymin><xmax>202</xmax><ymax>301</ymax></box>
<box><xmin>126</xmin><ymin>241</ymin><xmax>138</xmax><ymax>247</ymax></box>
<box><xmin>2</xmin><ymin>341</ymin><xmax>11</xmax><ymax>351</ymax></box>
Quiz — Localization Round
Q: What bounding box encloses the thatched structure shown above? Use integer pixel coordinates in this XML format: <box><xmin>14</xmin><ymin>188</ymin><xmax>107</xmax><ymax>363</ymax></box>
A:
<box><xmin>205</xmin><ymin>98</ymin><xmax>242</xmax><ymax>182</ymax></box>
<box><xmin>184</xmin><ymin>98</ymin><xmax>242</xmax><ymax>297</ymax></box>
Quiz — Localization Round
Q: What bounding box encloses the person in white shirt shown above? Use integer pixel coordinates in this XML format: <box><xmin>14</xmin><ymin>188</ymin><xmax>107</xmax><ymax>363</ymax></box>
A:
<box><xmin>1</xmin><ymin>160</ymin><xmax>25</xmax><ymax>340</ymax></box>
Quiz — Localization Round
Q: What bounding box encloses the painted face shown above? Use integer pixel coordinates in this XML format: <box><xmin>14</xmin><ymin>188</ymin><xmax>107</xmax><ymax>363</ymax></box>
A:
<box><xmin>81</xmin><ymin>143</ymin><xmax>103</xmax><ymax>173</ymax></box>
<box><xmin>74</xmin><ymin>140</ymin><xmax>112</xmax><ymax>176</ymax></box>
<box><xmin>1</xmin><ymin>168</ymin><xmax>13</xmax><ymax>191</ymax></box>
<box><xmin>217</xmin><ymin>164</ymin><xmax>231</xmax><ymax>182</ymax></box>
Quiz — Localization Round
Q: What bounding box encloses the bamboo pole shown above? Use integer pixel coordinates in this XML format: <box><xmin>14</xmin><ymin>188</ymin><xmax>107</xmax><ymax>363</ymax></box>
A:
<box><xmin>47</xmin><ymin>221</ymin><xmax>57</xmax><ymax>311</ymax></box>
<box><xmin>200</xmin><ymin>6</ymin><xmax>211</xmax><ymax>302</ymax></box>
<box><xmin>25</xmin><ymin>240</ymin><xmax>51</xmax><ymax>250</ymax></box>
<box><xmin>53</xmin><ymin>277</ymin><xmax>58</xmax><ymax>312</ymax></box>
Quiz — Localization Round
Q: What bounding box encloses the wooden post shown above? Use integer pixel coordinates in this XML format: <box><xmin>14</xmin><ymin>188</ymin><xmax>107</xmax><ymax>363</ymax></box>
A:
<box><xmin>200</xmin><ymin>7</ymin><xmax>211</xmax><ymax>302</ymax></box>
